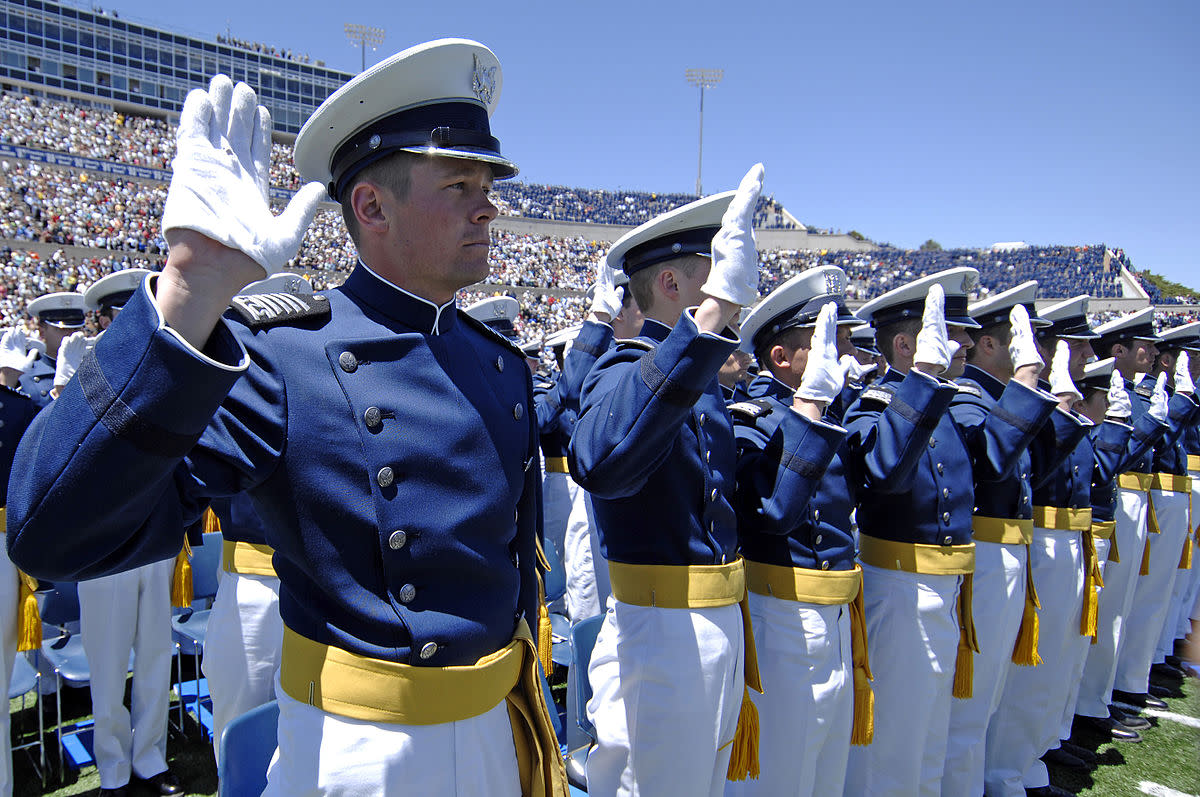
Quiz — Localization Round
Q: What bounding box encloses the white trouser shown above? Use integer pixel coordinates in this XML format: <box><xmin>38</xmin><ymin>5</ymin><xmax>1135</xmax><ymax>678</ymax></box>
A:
<box><xmin>1058</xmin><ymin>536</ymin><xmax>1110</xmax><ymax>739</ymax></box>
<box><xmin>0</xmin><ymin>543</ymin><xmax>19</xmax><ymax>797</ymax></box>
<box><xmin>843</xmin><ymin>565</ymin><xmax>960</xmax><ymax>797</ymax></box>
<box><xmin>726</xmin><ymin>592</ymin><xmax>852</xmax><ymax>797</ymax></box>
<box><xmin>563</xmin><ymin>490</ymin><xmax>609</xmax><ymax>624</ymax></box>
<box><xmin>78</xmin><ymin>559</ymin><xmax>173</xmax><ymax>789</ymax></box>
<box><xmin>586</xmin><ymin>598</ymin><xmax>744</xmax><ymax>797</ymax></box>
<box><xmin>1115</xmin><ymin>489</ymin><xmax>1189</xmax><ymax>693</ymax></box>
<box><xmin>542</xmin><ymin>470</ymin><xmax>575</xmax><ymax>615</ymax></box>
<box><xmin>264</xmin><ymin>673</ymin><xmax>521</xmax><ymax>796</ymax></box>
<box><xmin>943</xmin><ymin>540</ymin><xmax>1026</xmax><ymax>797</ymax></box>
<box><xmin>984</xmin><ymin>528</ymin><xmax>1084</xmax><ymax>796</ymax></box>
<box><xmin>1157</xmin><ymin>541</ymin><xmax>1193</xmax><ymax>662</ymax></box>
<box><xmin>202</xmin><ymin>569</ymin><xmax>282</xmax><ymax>763</ymax></box>
<box><xmin>1077</xmin><ymin>489</ymin><xmax>1149</xmax><ymax>718</ymax></box>
<box><xmin>1175</xmin><ymin>472</ymin><xmax>1200</xmax><ymax>637</ymax></box>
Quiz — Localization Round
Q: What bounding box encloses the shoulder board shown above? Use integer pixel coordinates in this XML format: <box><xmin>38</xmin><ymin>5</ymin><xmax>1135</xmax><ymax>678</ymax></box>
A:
<box><xmin>1134</xmin><ymin>382</ymin><xmax>1154</xmax><ymax>398</ymax></box>
<box><xmin>728</xmin><ymin>398</ymin><xmax>776</xmax><ymax>422</ymax></box>
<box><xmin>614</xmin><ymin>338</ymin><xmax>655</xmax><ymax>352</ymax></box>
<box><xmin>458</xmin><ymin>312</ymin><xmax>525</xmax><ymax>358</ymax></box>
<box><xmin>955</xmin><ymin>382</ymin><xmax>983</xmax><ymax>398</ymax></box>
<box><xmin>227</xmin><ymin>292</ymin><xmax>331</xmax><ymax>329</ymax></box>
<box><xmin>859</xmin><ymin>386</ymin><xmax>895</xmax><ymax>406</ymax></box>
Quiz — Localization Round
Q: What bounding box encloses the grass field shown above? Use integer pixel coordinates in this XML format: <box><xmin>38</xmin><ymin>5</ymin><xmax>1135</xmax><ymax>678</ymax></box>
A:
<box><xmin>6</xmin><ymin>653</ymin><xmax>1198</xmax><ymax>796</ymax></box>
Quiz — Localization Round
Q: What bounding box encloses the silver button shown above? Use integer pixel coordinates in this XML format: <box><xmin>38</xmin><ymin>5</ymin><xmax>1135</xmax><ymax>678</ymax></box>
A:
<box><xmin>943</xmin><ymin>535</ymin><xmax>953</xmax><ymax>545</ymax></box>
<box><xmin>513</xmin><ymin>404</ymin><xmax>524</xmax><ymax>420</ymax></box>
<box><xmin>40</xmin><ymin>390</ymin><xmax>47</xmax><ymax>397</ymax></box>
<box><xmin>338</xmin><ymin>351</ymin><xmax>358</xmax><ymax>373</ymax></box>
<box><xmin>419</xmin><ymin>642</ymin><xmax>438</xmax><ymax>660</ymax></box>
<box><xmin>813</xmin><ymin>509</ymin><xmax>820</xmax><ymax>522</ymax></box>
<box><xmin>1021</xmin><ymin>472</ymin><xmax>1028</xmax><ymax>480</ymax></box>
<box><xmin>815</xmin><ymin>535</ymin><xmax>823</xmax><ymax>546</ymax></box>
<box><xmin>388</xmin><ymin>530</ymin><xmax>407</xmax><ymax>550</ymax></box>
<box><xmin>496</xmin><ymin>356</ymin><xmax>505</xmax><ymax>373</ymax></box>
<box><xmin>710</xmin><ymin>489</ymin><xmax>718</xmax><ymax>502</ymax></box>
<box><xmin>820</xmin><ymin>561</ymin><xmax>830</xmax><ymax>571</ymax></box>
<box><xmin>699</xmin><ymin>413</ymin><xmax>707</xmax><ymax>426</ymax></box>
<box><xmin>936</xmin><ymin>462</ymin><xmax>944</xmax><ymax>474</ymax></box>
<box><xmin>942</xmin><ymin>512</ymin><xmax>951</xmax><ymax>524</ymax></box>
<box><xmin>32</xmin><ymin>376</ymin><xmax>41</xmax><ymax>383</ymax></box>
<box><xmin>943</xmin><ymin>488</ymin><xmax>950</xmax><ymax>499</ymax></box>
<box><xmin>1022</xmin><ymin>496</ymin><xmax>1029</xmax><ymax>504</ymax></box>
<box><xmin>364</xmin><ymin>406</ymin><xmax>382</xmax><ymax>428</ymax></box>
<box><xmin>705</xmin><ymin>450</ymin><xmax>711</xmax><ymax>463</ymax></box>
<box><xmin>399</xmin><ymin>584</ymin><xmax>417</xmax><ymax>603</ymax></box>
<box><xmin>928</xmin><ymin>437</ymin><xmax>936</xmax><ymax>448</ymax></box>
<box><xmin>709</xmin><ymin>521</ymin><xmax>715</xmax><ymax>533</ymax></box>
<box><xmin>1073</xmin><ymin>465</ymin><xmax>1079</xmax><ymax>475</ymax></box>
<box><xmin>377</xmin><ymin>466</ymin><xmax>394</xmax><ymax>488</ymax></box>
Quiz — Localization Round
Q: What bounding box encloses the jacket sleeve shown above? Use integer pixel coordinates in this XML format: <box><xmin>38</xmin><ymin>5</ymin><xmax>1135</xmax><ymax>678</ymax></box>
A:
<box><xmin>952</xmin><ymin>380</ymin><xmax>1057</xmax><ymax>484</ymax></box>
<box><xmin>6</xmin><ymin>278</ymin><xmax>284</xmax><ymax>581</ymax></box>
<box><xmin>1091</xmin><ymin>419</ymin><xmax>1135</xmax><ymax>484</ymax></box>
<box><xmin>559</xmin><ymin>319</ymin><xmax>614</xmax><ymax>414</ymax></box>
<box><xmin>569</xmin><ymin>310</ymin><xmax>736</xmax><ymax>499</ymax></box>
<box><xmin>1030</xmin><ymin>407</ymin><xmax>1093</xmax><ymax>490</ymax></box>
<box><xmin>843</xmin><ymin>369</ymin><xmax>957</xmax><ymax>494</ymax></box>
<box><xmin>1120</xmin><ymin>411</ymin><xmax>1168</xmax><ymax>472</ymax></box>
<box><xmin>734</xmin><ymin>402</ymin><xmax>846</xmax><ymax>536</ymax></box>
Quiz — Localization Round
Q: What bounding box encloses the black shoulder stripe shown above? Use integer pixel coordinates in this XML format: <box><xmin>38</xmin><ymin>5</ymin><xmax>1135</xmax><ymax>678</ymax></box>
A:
<box><xmin>860</xmin><ymin>386</ymin><xmax>895</xmax><ymax>405</ymax></box>
<box><xmin>458</xmin><ymin>312</ymin><xmax>526</xmax><ymax>359</ymax></box>
<box><xmin>728</xmin><ymin>398</ymin><xmax>775</xmax><ymax>422</ymax></box>
<box><xmin>227</xmin><ymin>293</ymin><xmax>331</xmax><ymax>329</ymax></box>
<box><xmin>1134</xmin><ymin>383</ymin><xmax>1154</xmax><ymax>398</ymax></box>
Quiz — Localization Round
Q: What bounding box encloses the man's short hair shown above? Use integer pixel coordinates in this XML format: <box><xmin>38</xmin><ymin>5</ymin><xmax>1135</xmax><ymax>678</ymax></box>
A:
<box><xmin>1092</xmin><ymin>337</ymin><xmax>1129</xmax><ymax>360</ymax></box>
<box><xmin>340</xmin><ymin>151</ymin><xmax>418</xmax><ymax>247</ymax></box>
<box><xmin>755</xmin><ymin>326</ymin><xmax>809</xmax><ymax>375</ymax></box>
<box><xmin>875</xmin><ymin>318</ymin><xmax>922</xmax><ymax>363</ymax></box>
<box><xmin>967</xmin><ymin>321</ymin><xmax>1010</xmax><ymax>363</ymax></box>
<box><xmin>628</xmin><ymin>255</ymin><xmax>705</xmax><ymax>314</ymax></box>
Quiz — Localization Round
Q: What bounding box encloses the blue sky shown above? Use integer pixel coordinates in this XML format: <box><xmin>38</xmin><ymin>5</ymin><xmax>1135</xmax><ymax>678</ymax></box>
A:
<box><xmin>101</xmin><ymin>0</ymin><xmax>1199</xmax><ymax>288</ymax></box>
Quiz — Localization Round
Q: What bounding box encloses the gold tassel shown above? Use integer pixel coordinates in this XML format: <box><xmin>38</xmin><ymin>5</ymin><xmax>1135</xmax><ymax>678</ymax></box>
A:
<box><xmin>952</xmin><ymin>573</ymin><xmax>979</xmax><ymax>699</ymax></box>
<box><xmin>1109</xmin><ymin>529</ymin><xmax>1121</xmax><ymax>564</ymax></box>
<box><xmin>849</xmin><ymin>580</ymin><xmax>874</xmax><ymax>745</ymax></box>
<box><xmin>1139</xmin><ymin>534</ymin><xmax>1152</xmax><ymax>577</ymax></box>
<box><xmin>16</xmin><ymin>571</ymin><xmax>41</xmax><ymax>652</ymax></box>
<box><xmin>536</xmin><ymin>574</ymin><xmax>553</xmax><ymax>675</ymax></box>
<box><xmin>1081</xmin><ymin>528</ymin><xmax>1099</xmax><ymax>640</ymax></box>
<box><xmin>203</xmin><ymin>507</ymin><xmax>221</xmax><ymax>534</ymax></box>
<box><xmin>1147</xmin><ymin>493</ymin><xmax>1161</xmax><ymax>535</ymax></box>
<box><xmin>170</xmin><ymin>536</ymin><xmax>193</xmax><ymax>609</ymax></box>
<box><xmin>1181</xmin><ymin>531</ymin><xmax>1193</xmax><ymax>571</ymax></box>
<box><xmin>725</xmin><ymin>684</ymin><xmax>760</xmax><ymax>781</ymax></box>
<box><xmin>1013</xmin><ymin>545</ymin><xmax>1041</xmax><ymax>665</ymax></box>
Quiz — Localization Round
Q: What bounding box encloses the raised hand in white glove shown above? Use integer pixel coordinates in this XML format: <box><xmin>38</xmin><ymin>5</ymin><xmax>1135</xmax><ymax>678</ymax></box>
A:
<box><xmin>1106</xmin><ymin>369</ymin><xmax>1132</xmax><ymax>419</ymax></box>
<box><xmin>162</xmin><ymin>75</ymin><xmax>325</xmax><ymax>276</ymax></box>
<box><xmin>840</xmin><ymin>354</ymin><xmax>877</xmax><ymax>383</ymax></box>
<box><xmin>795</xmin><ymin>303</ymin><xmax>848</xmax><ymax>406</ymax></box>
<box><xmin>53</xmin><ymin>331</ymin><xmax>88</xmax><ymax>388</ymax></box>
<box><xmin>1049</xmin><ymin>340</ymin><xmax>1082</xmax><ymax>403</ymax></box>
<box><xmin>590</xmin><ymin>259</ymin><xmax>624</xmax><ymax>320</ymax></box>
<box><xmin>913</xmin><ymin>284</ymin><xmax>958</xmax><ymax>375</ymax></box>
<box><xmin>1174</xmin><ymin>351</ymin><xmax>1195</xmax><ymax>395</ymax></box>
<box><xmin>1149</xmin><ymin>372</ymin><xmax>1169</xmax><ymax>423</ymax></box>
<box><xmin>700</xmin><ymin>163</ymin><xmax>764</xmax><ymax>307</ymax></box>
<box><xmin>0</xmin><ymin>327</ymin><xmax>35</xmax><ymax>373</ymax></box>
<box><xmin>1008</xmin><ymin>304</ymin><xmax>1043</xmax><ymax>371</ymax></box>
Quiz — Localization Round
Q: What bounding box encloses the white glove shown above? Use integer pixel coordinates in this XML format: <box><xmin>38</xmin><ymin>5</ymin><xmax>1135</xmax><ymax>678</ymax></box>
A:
<box><xmin>913</xmin><ymin>284</ymin><xmax>957</xmax><ymax>373</ymax></box>
<box><xmin>1048</xmin><ymin>340</ymin><xmax>1081</xmax><ymax>402</ymax></box>
<box><xmin>795</xmin><ymin>303</ymin><xmax>849</xmax><ymax>405</ymax></box>
<box><xmin>162</xmin><ymin>75</ymin><xmax>326</xmax><ymax>276</ymax></box>
<box><xmin>1008</xmin><ymin>304</ymin><xmax>1043</xmax><ymax>371</ymax></box>
<box><xmin>54</xmin><ymin>331</ymin><xmax>88</xmax><ymax>388</ymax></box>
<box><xmin>1106</xmin><ymin>370</ymin><xmax>1132</xmax><ymax>419</ymax></box>
<box><xmin>1149</xmin><ymin>372</ymin><xmax>1169</xmax><ymax>423</ymax></box>
<box><xmin>840</xmin><ymin>354</ymin><xmax>878</xmax><ymax>383</ymax></box>
<box><xmin>700</xmin><ymin>163</ymin><xmax>764</xmax><ymax>307</ymax></box>
<box><xmin>0</xmin><ymin>327</ymin><xmax>36</xmax><ymax>372</ymax></box>
<box><xmin>1175</xmin><ymin>352</ymin><xmax>1195</xmax><ymax>395</ymax></box>
<box><xmin>590</xmin><ymin>259</ymin><xmax>623</xmax><ymax>319</ymax></box>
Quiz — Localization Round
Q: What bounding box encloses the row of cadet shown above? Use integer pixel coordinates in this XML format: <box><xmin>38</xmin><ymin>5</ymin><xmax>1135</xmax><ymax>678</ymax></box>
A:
<box><xmin>0</xmin><ymin>39</ymin><xmax>1196</xmax><ymax>797</ymax></box>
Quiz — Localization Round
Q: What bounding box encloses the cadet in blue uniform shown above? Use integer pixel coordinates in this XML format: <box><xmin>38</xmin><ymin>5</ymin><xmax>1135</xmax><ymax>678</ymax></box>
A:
<box><xmin>571</xmin><ymin>168</ymin><xmax>782</xmax><ymax>797</ymax></box>
<box><xmin>1098</xmin><ymin>311</ymin><xmax>1198</xmax><ymax>714</ymax></box>
<box><xmin>941</xmin><ymin>282</ymin><xmax>1059</xmax><ymax>797</ymax></box>
<box><xmin>726</xmin><ymin>266</ymin><xmax>865</xmax><ymax>797</ymax></box>
<box><xmin>1164</xmin><ymin>324</ymin><xmax>1200</xmax><ymax>660</ymax></box>
<box><xmin>843</xmin><ymin>267</ymin><xmax>1049</xmax><ymax>797</ymax></box>
<box><xmin>22</xmin><ymin>292</ymin><xmax>87</xmax><ymax>407</ymax></box>
<box><xmin>8</xmin><ymin>40</ymin><xmax>566</xmax><ymax>797</ymax></box>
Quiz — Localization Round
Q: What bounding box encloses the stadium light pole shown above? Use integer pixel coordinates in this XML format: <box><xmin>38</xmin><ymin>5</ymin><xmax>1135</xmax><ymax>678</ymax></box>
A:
<box><xmin>685</xmin><ymin>68</ymin><xmax>722</xmax><ymax>196</ymax></box>
<box><xmin>345</xmin><ymin>23</ymin><xmax>385</xmax><ymax>73</ymax></box>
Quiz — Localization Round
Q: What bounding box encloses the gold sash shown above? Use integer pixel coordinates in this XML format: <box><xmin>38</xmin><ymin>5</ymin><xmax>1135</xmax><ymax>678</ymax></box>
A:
<box><xmin>1118</xmin><ymin>472</ymin><xmax>1154</xmax><ymax>492</ymax></box>
<box><xmin>221</xmin><ymin>540</ymin><xmax>278</xmax><ymax>577</ymax></box>
<box><xmin>972</xmin><ymin>516</ymin><xmax>1034</xmax><ymax>546</ymax></box>
<box><xmin>544</xmin><ymin>456</ymin><xmax>569</xmax><ymax>474</ymax></box>
<box><xmin>1032</xmin><ymin>506</ymin><xmax>1092</xmax><ymax>532</ymax></box>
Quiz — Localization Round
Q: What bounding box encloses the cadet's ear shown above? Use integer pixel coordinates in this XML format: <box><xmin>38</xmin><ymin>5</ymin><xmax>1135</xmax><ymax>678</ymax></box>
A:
<box><xmin>768</xmin><ymin>344</ymin><xmax>790</xmax><ymax>371</ymax></box>
<box><xmin>350</xmin><ymin>181</ymin><xmax>389</xmax><ymax>238</ymax></box>
<box><xmin>892</xmin><ymin>331</ymin><xmax>915</xmax><ymax>360</ymax></box>
<box><xmin>656</xmin><ymin>268</ymin><xmax>679</xmax><ymax>303</ymax></box>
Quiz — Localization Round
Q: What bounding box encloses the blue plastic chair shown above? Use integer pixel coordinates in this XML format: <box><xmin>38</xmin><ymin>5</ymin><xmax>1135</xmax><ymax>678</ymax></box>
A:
<box><xmin>217</xmin><ymin>699</ymin><xmax>278</xmax><ymax>797</ymax></box>
<box><xmin>565</xmin><ymin>615</ymin><xmax>604</xmax><ymax>791</ymax></box>
<box><xmin>541</xmin><ymin>538</ymin><xmax>573</xmax><ymax>667</ymax></box>
<box><xmin>9</xmin><ymin>653</ymin><xmax>45</xmax><ymax>785</ymax></box>
<box><xmin>171</xmin><ymin>531</ymin><xmax>224</xmax><ymax>738</ymax></box>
